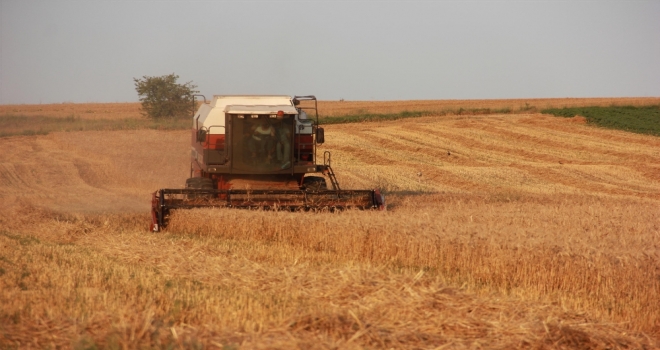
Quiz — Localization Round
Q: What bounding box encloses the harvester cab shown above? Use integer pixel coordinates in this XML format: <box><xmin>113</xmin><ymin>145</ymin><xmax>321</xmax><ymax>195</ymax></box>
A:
<box><xmin>150</xmin><ymin>95</ymin><xmax>385</xmax><ymax>232</ymax></box>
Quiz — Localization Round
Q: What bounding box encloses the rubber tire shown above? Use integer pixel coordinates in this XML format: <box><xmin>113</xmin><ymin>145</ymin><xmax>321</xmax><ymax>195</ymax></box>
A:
<box><xmin>185</xmin><ymin>177</ymin><xmax>214</xmax><ymax>199</ymax></box>
<box><xmin>302</xmin><ymin>176</ymin><xmax>328</xmax><ymax>192</ymax></box>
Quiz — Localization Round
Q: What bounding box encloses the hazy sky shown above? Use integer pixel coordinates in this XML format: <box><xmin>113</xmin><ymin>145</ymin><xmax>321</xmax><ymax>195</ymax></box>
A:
<box><xmin>1</xmin><ymin>1</ymin><xmax>659</xmax><ymax>104</ymax></box>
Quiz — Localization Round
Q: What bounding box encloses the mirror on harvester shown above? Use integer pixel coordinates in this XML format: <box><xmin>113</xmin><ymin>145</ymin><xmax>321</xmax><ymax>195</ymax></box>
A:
<box><xmin>316</xmin><ymin>127</ymin><xmax>325</xmax><ymax>144</ymax></box>
<box><xmin>196</xmin><ymin>129</ymin><xmax>207</xmax><ymax>143</ymax></box>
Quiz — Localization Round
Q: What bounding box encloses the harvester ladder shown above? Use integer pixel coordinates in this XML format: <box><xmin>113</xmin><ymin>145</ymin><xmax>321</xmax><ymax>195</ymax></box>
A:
<box><xmin>324</xmin><ymin>151</ymin><xmax>341</xmax><ymax>191</ymax></box>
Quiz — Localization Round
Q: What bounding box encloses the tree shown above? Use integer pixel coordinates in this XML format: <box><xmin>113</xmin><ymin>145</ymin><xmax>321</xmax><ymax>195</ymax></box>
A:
<box><xmin>133</xmin><ymin>73</ymin><xmax>199</xmax><ymax>119</ymax></box>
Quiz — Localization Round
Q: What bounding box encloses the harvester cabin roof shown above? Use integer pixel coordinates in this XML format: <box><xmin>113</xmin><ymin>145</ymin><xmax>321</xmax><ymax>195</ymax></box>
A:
<box><xmin>224</xmin><ymin>105</ymin><xmax>298</xmax><ymax>115</ymax></box>
<box><xmin>211</xmin><ymin>95</ymin><xmax>293</xmax><ymax>108</ymax></box>
<box><xmin>196</xmin><ymin>95</ymin><xmax>296</xmax><ymax>132</ymax></box>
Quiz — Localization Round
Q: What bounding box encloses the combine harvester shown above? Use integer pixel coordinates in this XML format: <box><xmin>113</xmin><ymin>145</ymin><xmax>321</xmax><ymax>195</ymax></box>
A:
<box><xmin>150</xmin><ymin>95</ymin><xmax>385</xmax><ymax>231</ymax></box>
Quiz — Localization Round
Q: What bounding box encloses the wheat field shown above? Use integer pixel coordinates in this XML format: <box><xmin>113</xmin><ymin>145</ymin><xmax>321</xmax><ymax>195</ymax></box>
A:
<box><xmin>2</xmin><ymin>96</ymin><xmax>659</xmax><ymax>120</ymax></box>
<box><xmin>1</xmin><ymin>101</ymin><xmax>659</xmax><ymax>348</ymax></box>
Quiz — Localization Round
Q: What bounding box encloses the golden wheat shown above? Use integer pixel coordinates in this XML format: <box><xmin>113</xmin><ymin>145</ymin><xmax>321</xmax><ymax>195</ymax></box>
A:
<box><xmin>1</xmin><ymin>202</ymin><xmax>657</xmax><ymax>348</ymax></box>
<box><xmin>1</xmin><ymin>104</ymin><xmax>659</xmax><ymax>348</ymax></box>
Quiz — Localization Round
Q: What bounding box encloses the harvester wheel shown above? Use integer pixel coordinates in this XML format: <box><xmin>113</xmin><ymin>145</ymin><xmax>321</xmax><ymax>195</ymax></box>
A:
<box><xmin>185</xmin><ymin>177</ymin><xmax>214</xmax><ymax>199</ymax></box>
<box><xmin>302</xmin><ymin>176</ymin><xmax>328</xmax><ymax>192</ymax></box>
